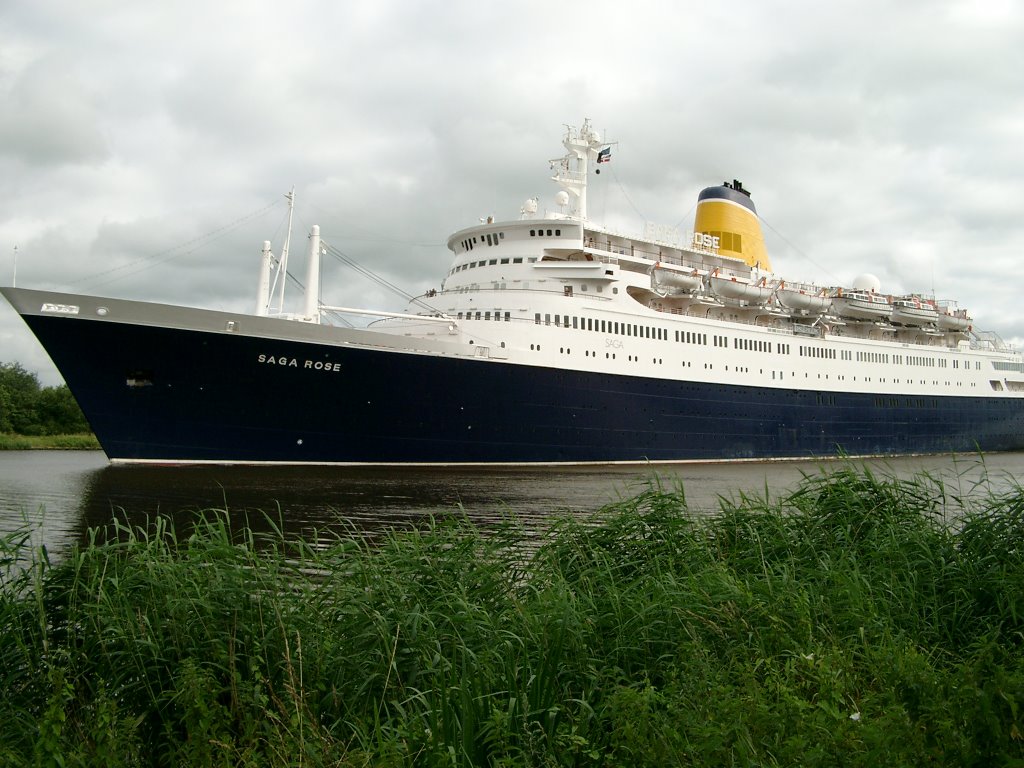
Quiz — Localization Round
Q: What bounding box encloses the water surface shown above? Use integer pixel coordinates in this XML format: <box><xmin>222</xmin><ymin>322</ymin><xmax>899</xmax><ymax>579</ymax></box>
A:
<box><xmin>2</xmin><ymin>450</ymin><xmax>1021</xmax><ymax>560</ymax></box>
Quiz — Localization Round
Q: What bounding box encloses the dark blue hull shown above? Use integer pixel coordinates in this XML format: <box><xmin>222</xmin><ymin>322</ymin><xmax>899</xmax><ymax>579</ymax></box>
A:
<box><xmin>23</xmin><ymin>314</ymin><xmax>1024</xmax><ymax>463</ymax></box>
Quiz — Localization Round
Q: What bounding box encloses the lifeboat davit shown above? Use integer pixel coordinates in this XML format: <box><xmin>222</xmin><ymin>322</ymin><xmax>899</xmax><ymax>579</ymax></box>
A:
<box><xmin>650</xmin><ymin>262</ymin><xmax>705</xmax><ymax>295</ymax></box>
<box><xmin>890</xmin><ymin>296</ymin><xmax>939</xmax><ymax>327</ymax></box>
<box><xmin>831</xmin><ymin>289</ymin><xmax>892</xmax><ymax>321</ymax></box>
<box><xmin>775</xmin><ymin>281</ymin><xmax>832</xmax><ymax>313</ymax></box>
<box><xmin>936</xmin><ymin>303</ymin><xmax>972</xmax><ymax>332</ymax></box>
<box><xmin>708</xmin><ymin>270</ymin><xmax>773</xmax><ymax>305</ymax></box>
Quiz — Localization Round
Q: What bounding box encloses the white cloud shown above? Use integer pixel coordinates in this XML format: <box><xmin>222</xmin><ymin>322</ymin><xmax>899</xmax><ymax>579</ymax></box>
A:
<box><xmin>2</xmin><ymin>0</ymin><xmax>1023</xmax><ymax>383</ymax></box>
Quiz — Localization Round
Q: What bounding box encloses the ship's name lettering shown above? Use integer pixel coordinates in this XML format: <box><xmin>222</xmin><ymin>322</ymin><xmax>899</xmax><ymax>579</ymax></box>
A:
<box><xmin>605</xmin><ymin>338</ymin><xmax>623</xmax><ymax>348</ymax></box>
<box><xmin>257</xmin><ymin>354</ymin><xmax>341</xmax><ymax>372</ymax></box>
<box><xmin>693</xmin><ymin>232</ymin><xmax>721</xmax><ymax>250</ymax></box>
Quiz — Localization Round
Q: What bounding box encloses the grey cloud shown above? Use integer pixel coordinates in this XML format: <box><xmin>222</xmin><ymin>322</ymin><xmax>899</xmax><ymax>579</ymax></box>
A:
<box><xmin>0</xmin><ymin>57</ymin><xmax>110</xmax><ymax>167</ymax></box>
<box><xmin>3</xmin><ymin>0</ymin><xmax>1024</xmax><ymax>386</ymax></box>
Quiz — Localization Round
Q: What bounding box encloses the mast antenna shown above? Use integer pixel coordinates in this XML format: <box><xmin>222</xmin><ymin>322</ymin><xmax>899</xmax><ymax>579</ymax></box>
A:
<box><xmin>549</xmin><ymin>119</ymin><xmax>612</xmax><ymax>221</ymax></box>
<box><xmin>269</xmin><ymin>187</ymin><xmax>295</xmax><ymax>314</ymax></box>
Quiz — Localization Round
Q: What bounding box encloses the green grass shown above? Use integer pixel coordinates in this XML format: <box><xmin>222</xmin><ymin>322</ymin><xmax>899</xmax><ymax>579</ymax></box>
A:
<box><xmin>0</xmin><ymin>432</ymin><xmax>100</xmax><ymax>450</ymax></box>
<box><xmin>3</xmin><ymin>463</ymin><xmax>1024</xmax><ymax>765</ymax></box>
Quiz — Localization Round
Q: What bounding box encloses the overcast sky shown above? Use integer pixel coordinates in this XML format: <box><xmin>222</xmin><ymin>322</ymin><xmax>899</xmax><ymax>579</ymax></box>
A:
<box><xmin>2</xmin><ymin>0</ymin><xmax>1023</xmax><ymax>384</ymax></box>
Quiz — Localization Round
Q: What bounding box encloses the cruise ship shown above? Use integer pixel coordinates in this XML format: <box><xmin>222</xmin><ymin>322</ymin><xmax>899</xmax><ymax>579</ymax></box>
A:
<box><xmin>4</xmin><ymin>120</ymin><xmax>1024</xmax><ymax>464</ymax></box>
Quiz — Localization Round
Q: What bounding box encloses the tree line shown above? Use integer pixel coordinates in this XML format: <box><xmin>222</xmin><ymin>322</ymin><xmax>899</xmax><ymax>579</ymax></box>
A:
<box><xmin>0</xmin><ymin>362</ymin><xmax>91</xmax><ymax>435</ymax></box>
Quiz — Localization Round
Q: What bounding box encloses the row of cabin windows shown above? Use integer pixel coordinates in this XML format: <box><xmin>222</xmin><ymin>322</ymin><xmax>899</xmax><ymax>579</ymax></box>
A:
<box><xmin>993</xmin><ymin>361</ymin><xmax>1024</xmax><ymax>373</ymax></box>
<box><xmin>530</xmin><ymin>228</ymin><xmax>561</xmax><ymax>237</ymax></box>
<box><xmin>505</xmin><ymin>312</ymin><xmax>978</xmax><ymax>371</ymax></box>
<box><xmin>856</xmin><ymin>351</ymin><xmax>889</xmax><ymax>363</ymax></box>
<box><xmin>874</xmin><ymin>397</ymin><xmax>941</xmax><ymax>409</ymax></box>
<box><xmin>460</xmin><ymin>231</ymin><xmax>505</xmax><ymax>252</ymax></box>
<box><xmin>448</xmin><ymin>256</ymin><xmax>534</xmax><ymax>276</ymax></box>
<box><xmin>521</xmin><ymin>342</ymin><xmax>979</xmax><ymax>393</ymax></box>
<box><xmin>735</xmin><ymin>337</ymin><xmax>772</xmax><ymax>353</ymax></box>
<box><xmin>800</xmin><ymin>345</ymin><xmax>837</xmax><ymax>360</ymax></box>
<box><xmin>533</xmin><ymin>314</ymin><xmax>667</xmax><ymax>339</ymax></box>
<box><xmin>457</xmin><ymin>311</ymin><xmax>511</xmax><ymax>322</ymax></box>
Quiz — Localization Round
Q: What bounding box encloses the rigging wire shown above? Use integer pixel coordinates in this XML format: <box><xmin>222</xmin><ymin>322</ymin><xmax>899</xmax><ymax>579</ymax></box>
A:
<box><xmin>672</xmin><ymin>202</ymin><xmax>697</xmax><ymax>233</ymax></box>
<box><xmin>757</xmin><ymin>215</ymin><xmax>838</xmax><ymax>283</ymax></box>
<box><xmin>607</xmin><ymin>164</ymin><xmax>648</xmax><ymax>225</ymax></box>
<box><xmin>295</xmin><ymin>203</ymin><xmax>443</xmax><ymax>248</ymax></box>
<box><xmin>71</xmin><ymin>198</ymin><xmax>285</xmax><ymax>290</ymax></box>
<box><xmin>321</xmin><ymin>242</ymin><xmax>438</xmax><ymax>314</ymax></box>
<box><xmin>602</xmin><ymin>166</ymin><xmax>834</xmax><ymax>282</ymax></box>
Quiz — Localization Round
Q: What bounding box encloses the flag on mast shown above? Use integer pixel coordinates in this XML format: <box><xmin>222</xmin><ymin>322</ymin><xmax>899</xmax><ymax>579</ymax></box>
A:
<box><xmin>596</xmin><ymin>146</ymin><xmax>611</xmax><ymax>163</ymax></box>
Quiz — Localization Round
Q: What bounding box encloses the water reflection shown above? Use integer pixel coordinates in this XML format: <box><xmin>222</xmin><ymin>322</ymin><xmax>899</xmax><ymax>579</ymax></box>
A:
<box><xmin>2</xmin><ymin>450</ymin><xmax>1022</xmax><ymax>563</ymax></box>
<box><xmin>75</xmin><ymin>463</ymin><xmax>634</xmax><ymax>546</ymax></box>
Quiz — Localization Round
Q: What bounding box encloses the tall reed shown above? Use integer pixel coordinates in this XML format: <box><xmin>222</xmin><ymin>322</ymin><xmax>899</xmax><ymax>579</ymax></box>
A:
<box><xmin>2</xmin><ymin>462</ymin><xmax>1024</xmax><ymax>766</ymax></box>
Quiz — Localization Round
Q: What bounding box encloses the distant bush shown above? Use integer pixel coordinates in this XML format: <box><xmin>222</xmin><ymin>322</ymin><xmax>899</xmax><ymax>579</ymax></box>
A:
<box><xmin>0</xmin><ymin>361</ymin><xmax>90</xmax><ymax>436</ymax></box>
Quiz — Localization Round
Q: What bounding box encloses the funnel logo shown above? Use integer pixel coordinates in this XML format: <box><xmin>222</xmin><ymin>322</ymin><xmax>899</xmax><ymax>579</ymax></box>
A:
<box><xmin>693</xmin><ymin>232</ymin><xmax>721</xmax><ymax>250</ymax></box>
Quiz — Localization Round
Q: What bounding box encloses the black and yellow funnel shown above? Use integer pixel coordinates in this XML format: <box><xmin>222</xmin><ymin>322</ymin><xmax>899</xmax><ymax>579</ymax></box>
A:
<box><xmin>694</xmin><ymin>180</ymin><xmax>771</xmax><ymax>271</ymax></box>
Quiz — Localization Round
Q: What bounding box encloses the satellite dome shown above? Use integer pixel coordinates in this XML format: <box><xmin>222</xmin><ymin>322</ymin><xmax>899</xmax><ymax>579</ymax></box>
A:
<box><xmin>522</xmin><ymin>198</ymin><xmax>538</xmax><ymax>214</ymax></box>
<box><xmin>555</xmin><ymin>190</ymin><xmax>570</xmax><ymax>208</ymax></box>
<box><xmin>852</xmin><ymin>273</ymin><xmax>882</xmax><ymax>293</ymax></box>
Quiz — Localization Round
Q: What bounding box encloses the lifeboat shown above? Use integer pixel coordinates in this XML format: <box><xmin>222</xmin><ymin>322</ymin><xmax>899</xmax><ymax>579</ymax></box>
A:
<box><xmin>775</xmin><ymin>281</ymin><xmax>832</xmax><ymax>313</ymax></box>
<box><xmin>650</xmin><ymin>262</ymin><xmax>705</xmax><ymax>295</ymax></box>
<box><xmin>831</xmin><ymin>289</ymin><xmax>892</xmax><ymax>321</ymax></box>
<box><xmin>708</xmin><ymin>270</ymin><xmax>773</xmax><ymax>304</ymax></box>
<box><xmin>936</xmin><ymin>303</ymin><xmax>972</xmax><ymax>332</ymax></box>
<box><xmin>890</xmin><ymin>296</ymin><xmax>939</xmax><ymax>327</ymax></box>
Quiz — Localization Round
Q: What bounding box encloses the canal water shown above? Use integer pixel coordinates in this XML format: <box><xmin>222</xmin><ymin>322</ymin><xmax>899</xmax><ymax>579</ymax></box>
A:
<box><xmin>2</xmin><ymin>450</ymin><xmax>1022</xmax><ymax>560</ymax></box>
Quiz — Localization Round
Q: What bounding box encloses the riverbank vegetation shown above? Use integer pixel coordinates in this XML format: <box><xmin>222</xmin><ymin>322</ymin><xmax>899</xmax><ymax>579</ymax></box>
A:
<box><xmin>0</xmin><ymin>361</ymin><xmax>93</xmax><ymax>445</ymax></box>
<box><xmin>0</xmin><ymin>432</ymin><xmax>100</xmax><ymax>450</ymax></box>
<box><xmin>3</xmin><ymin>465</ymin><xmax>1024</xmax><ymax>766</ymax></box>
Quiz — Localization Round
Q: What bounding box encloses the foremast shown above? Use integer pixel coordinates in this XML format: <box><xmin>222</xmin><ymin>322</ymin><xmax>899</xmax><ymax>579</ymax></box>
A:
<box><xmin>549</xmin><ymin>119</ymin><xmax>612</xmax><ymax>222</ymax></box>
<box><xmin>255</xmin><ymin>187</ymin><xmax>324</xmax><ymax>324</ymax></box>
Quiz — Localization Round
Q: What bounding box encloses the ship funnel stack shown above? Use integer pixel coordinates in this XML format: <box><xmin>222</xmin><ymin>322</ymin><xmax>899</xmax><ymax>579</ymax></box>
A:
<box><xmin>303</xmin><ymin>225</ymin><xmax>321</xmax><ymax>323</ymax></box>
<box><xmin>256</xmin><ymin>241</ymin><xmax>273</xmax><ymax>316</ymax></box>
<box><xmin>694</xmin><ymin>180</ymin><xmax>771</xmax><ymax>272</ymax></box>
